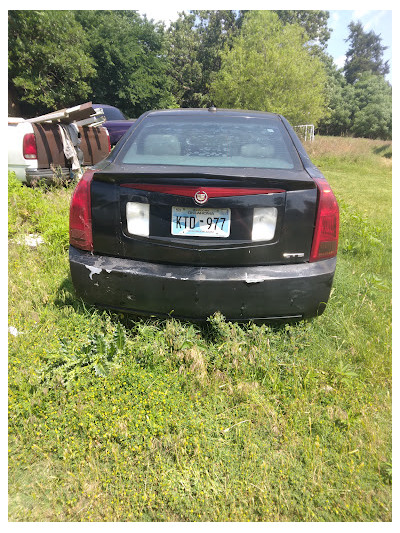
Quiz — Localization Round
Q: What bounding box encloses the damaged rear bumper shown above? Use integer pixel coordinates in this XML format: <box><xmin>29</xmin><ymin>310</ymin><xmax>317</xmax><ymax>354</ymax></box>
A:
<box><xmin>69</xmin><ymin>246</ymin><xmax>336</xmax><ymax>321</ymax></box>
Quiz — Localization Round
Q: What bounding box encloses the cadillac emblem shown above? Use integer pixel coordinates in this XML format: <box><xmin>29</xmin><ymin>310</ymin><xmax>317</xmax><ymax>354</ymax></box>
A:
<box><xmin>194</xmin><ymin>190</ymin><xmax>208</xmax><ymax>205</ymax></box>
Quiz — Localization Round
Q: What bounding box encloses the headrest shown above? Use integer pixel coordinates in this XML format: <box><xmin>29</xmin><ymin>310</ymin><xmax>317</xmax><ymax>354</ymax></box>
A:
<box><xmin>240</xmin><ymin>144</ymin><xmax>275</xmax><ymax>158</ymax></box>
<box><xmin>143</xmin><ymin>134</ymin><xmax>181</xmax><ymax>155</ymax></box>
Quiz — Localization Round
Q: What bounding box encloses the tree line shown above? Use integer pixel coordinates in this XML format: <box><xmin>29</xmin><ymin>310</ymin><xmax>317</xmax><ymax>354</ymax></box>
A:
<box><xmin>8</xmin><ymin>10</ymin><xmax>392</xmax><ymax>140</ymax></box>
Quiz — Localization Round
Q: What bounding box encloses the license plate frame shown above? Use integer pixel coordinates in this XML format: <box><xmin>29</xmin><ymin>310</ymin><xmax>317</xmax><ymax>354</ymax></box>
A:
<box><xmin>171</xmin><ymin>206</ymin><xmax>231</xmax><ymax>237</ymax></box>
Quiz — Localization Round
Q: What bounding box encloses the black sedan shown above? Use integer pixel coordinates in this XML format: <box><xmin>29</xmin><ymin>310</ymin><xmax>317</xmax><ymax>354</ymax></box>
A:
<box><xmin>69</xmin><ymin>108</ymin><xmax>339</xmax><ymax>321</ymax></box>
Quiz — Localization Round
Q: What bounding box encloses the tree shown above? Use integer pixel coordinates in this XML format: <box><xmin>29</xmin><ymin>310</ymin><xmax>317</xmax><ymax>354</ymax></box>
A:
<box><xmin>210</xmin><ymin>11</ymin><xmax>328</xmax><ymax>125</ymax></box>
<box><xmin>166</xmin><ymin>10</ymin><xmax>245</xmax><ymax>108</ymax></box>
<box><xmin>165</xmin><ymin>12</ymin><xmax>205</xmax><ymax>108</ymax></box>
<box><xmin>8</xmin><ymin>10</ymin><xmax>95</xmax><ymax>116</ymax></box>
<box><xmin>275</xmin><ymin>10</ymin><xmax>331</xmax><ymax>49</ymax></box>
<box><xmin>317</xmin><ymin>55</ymin><xmax>356</xmax><ymax>136</ymax></box>
<box><xmin>351</xmin><ymin>73</ymin><xmax>392</xmax><ymax>139</ymax></box>
<box><xmin>318</xmin><ymin>56</ymin><xmax>392</xmax><ymax>139</ymax></box>
<box><xmin>192</xmin><ymin>10</ymin><xmax>246</xmax><ymax>103</ymax></box>
<box><xmin>344</xmin><ymin>21</ymin><xmax>390</xmax><ymax>84</ymax></box>
<box><xmin>76</xmin><ymin>10</ymin><xmax>176</xmax><ymax>117</ymax></box>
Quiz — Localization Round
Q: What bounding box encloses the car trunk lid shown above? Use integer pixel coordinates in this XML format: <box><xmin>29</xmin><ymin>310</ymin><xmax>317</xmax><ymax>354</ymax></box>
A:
<box><xmin>90</xmin><ymin>166</ymin><xmax>317</xmax><ymax>267</ymax></box>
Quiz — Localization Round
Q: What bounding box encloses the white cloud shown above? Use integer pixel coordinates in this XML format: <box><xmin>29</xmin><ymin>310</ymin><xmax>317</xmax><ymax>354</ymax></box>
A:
<box><xmin>352</xmin><ymin>10</ymin><xmax>372</xmax><ymax>20</ymax></box>
<box><xmin>334</xmin><ymin>55</ymin><xmax>347</xmax><ymax>68</ymax></box>
<box><xmin>139</xmin><ymin>8</ymin><xmax>181</xmax><ymax>26</ymax></box>
<box><xmin>363</xmin><ymin>10</ymin><xmax>388</xmax><ymax>31</ymax></box>
<box><xmin>351</xmin><ymin>9</ymin><xmax>389</xmax><ymax>31</ymax></box>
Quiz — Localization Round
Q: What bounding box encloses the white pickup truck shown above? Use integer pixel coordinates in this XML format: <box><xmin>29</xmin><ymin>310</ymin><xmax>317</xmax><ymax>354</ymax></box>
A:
<box><xmin>8</xmin><ymin>103</ymin><xmax>110</xmax><ymax>184</ymax></box>
<box><xmin>8</xmin><ymin>117</ymin><xmax>38</xmax><ymax>181</ymax></box>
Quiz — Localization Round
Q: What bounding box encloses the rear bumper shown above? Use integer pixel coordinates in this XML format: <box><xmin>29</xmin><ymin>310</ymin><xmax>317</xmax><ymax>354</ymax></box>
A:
<box><xmin>25</xmin><ymin>167</ymin><xmax>71</xmax><ymax>185</ymax></box>
<box><xmin>69</xmin><ymin>246</ymin><xmax>336</xmax><ymax>321</ymax></box>
<box><xmin>8</xmin><ymin>163</ymin><xmax>36</xmax><ymax>182</ymax></box>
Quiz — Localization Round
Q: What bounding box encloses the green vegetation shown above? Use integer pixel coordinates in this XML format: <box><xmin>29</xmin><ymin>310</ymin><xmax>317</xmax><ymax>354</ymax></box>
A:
<box><xmin>8</xmin><ymin>137</ymin><xmax>391</xmax><ymax>521</ymax></box>
<box><xmin>8</xmin><ymin>10</ymin><xmax>392</xmax><ymax>139</ymax></box>
<box><xmin>210</xmin><ymin>11</ymin><xmax>327</xmax><ymax>125</ymax></box>
<box><xmin>165</xmin><ymin>10</ymin><xmax>246</xmax><ymax>108</ymax></box>
<box><xmin>343</xmin><ymin>21</ymin><xmax>390</xmax><ymax>85</ymax></box>
<box><xmin>8</xmin><ymin>11</ymin><xmax>95</xmax><ymax>111</ymax></box>
<box><xmin>75</xmin><ymin>10</ymin><xmax>177</xmax><ymax>118</ymax></box>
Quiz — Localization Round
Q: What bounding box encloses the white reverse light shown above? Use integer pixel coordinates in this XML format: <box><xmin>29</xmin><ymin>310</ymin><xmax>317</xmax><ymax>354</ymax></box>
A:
<box><xmin>252</xmin><ymin>207</ymin><xmax>278</xmax><ymax>241</ymax></box>
<box><xmin>126</xmin><ymin>202</ymin><xmax>150</xmax><ymax>237</ymax></box>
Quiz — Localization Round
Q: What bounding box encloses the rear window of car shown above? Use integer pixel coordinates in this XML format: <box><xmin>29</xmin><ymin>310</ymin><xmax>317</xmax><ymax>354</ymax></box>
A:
<box><xmin>119</xmin><ymin>115</ymin><xmax>301</xmax><ymax>170</ymax></box>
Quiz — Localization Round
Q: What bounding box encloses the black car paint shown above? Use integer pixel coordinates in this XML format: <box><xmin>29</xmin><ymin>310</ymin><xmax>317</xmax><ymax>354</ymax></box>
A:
<box><xmin>70</xmin><ymin>109</ymin><xmax>337</xmax><ymax>321</ymax></box>
<box><xmin>90</xmin><ymin>177</ymin><xmax>317</xmax><ymax>267</ymax></box>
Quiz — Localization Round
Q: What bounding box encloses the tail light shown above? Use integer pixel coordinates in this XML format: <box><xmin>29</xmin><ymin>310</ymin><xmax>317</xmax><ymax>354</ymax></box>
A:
<box><xmin>23</xmin><ymin>133</ymin><xmax>37</xmax><ymax>159</ymax></box>
<box><xmin>310</xmin><ymin>178</ymin><xmax>339</xmax><ymax>262</ymax></box>
<box><xmin>69</xmin><ymin>170</ymin><xmax>94</xmax><ymax>251</ymax></box>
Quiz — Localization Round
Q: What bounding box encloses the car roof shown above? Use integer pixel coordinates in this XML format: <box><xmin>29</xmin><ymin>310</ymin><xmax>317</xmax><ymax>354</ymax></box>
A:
<box><xmin>92</xmin><ymin>104</ymin><xmax>119</xmax><ymax>110</ymax></box>
<box><xmin>145</xmin><ymin>108</ymin><xmax>280</xmax><ymax>120</ymax></box>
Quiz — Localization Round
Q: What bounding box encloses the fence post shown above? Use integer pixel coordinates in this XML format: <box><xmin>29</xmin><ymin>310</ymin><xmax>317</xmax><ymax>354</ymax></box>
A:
<box><xmin>294</xmin><ymin>124</ymin><xmax>314</xmax><ymax>142</ymax></box>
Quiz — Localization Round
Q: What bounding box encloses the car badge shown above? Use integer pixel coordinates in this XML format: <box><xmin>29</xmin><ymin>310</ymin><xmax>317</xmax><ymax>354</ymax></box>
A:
<box><xmin>194</xmin><ymin>190</ymin><xmax>208</xmax><ymax>205</ymax></box>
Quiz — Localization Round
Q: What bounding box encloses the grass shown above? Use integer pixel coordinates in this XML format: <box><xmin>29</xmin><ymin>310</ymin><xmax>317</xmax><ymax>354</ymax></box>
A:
<box><xmin>8</xmin><ymin>135</ymin><xmax>392</xmax><ymax>522</ymax></box>
<box><xmin>305</xmin><ymin>136</ymin><xmax>392</xmax><ymax>224</ymax></box>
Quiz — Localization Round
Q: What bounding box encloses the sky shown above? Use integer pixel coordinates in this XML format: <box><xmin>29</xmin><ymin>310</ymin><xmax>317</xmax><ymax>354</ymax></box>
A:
<box><xmin>327</xmin><ymin>10</ymin><xmax>392</xmax><ymax>81</ymax></box>
<box><xmin>136</xmin><ymin>4</ymin><xmax>393</xmax><ymax>84</ymax></box>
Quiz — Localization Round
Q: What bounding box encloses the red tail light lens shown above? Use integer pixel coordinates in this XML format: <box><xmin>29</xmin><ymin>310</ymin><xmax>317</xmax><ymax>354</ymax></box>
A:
<box><xmin>69</xmin><ymin>170</ymin><xmax>94</xmax><ymax>251</ymax></box>
<box><xmin>23</xmin><ymin>133</ymin><xmax>37</xmax><ymax>159</ymax></box>
<box><xmin>310</xmin><ymin>178</ymin><xmax>339</xmax><ymax>262</ymax></box>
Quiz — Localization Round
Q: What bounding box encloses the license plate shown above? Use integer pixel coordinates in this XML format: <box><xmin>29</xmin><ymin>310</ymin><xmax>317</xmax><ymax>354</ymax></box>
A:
<box><xmin>171</xmin><ymin>206</ymin><xmax>231</xmax><ymax>237</ymax></box>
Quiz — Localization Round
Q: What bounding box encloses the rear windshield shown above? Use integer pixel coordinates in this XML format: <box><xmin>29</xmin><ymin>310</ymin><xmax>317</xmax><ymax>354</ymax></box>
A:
<box><xmin>119</xmin><ymin>115</ymin><xmax>300</xmax><ymax>169</ymax></box>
